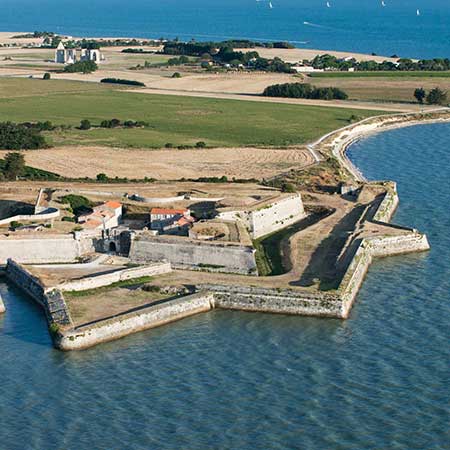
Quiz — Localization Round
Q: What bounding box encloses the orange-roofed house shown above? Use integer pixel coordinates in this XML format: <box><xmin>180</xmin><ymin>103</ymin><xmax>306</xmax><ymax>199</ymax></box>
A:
<box><xmin>150</xmin><ymin>207</ymin><xmax>195</xmax><ymax>234</ymax></box>
<box><xmin>78</xmin><ymin>201</ymin><xmax>123</xmax><ymax>231</ymax></box>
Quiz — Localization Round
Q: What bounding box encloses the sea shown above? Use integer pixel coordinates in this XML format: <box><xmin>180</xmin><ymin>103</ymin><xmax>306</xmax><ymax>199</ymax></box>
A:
<box><xmin>1</xmin><ymin>0</ymin><xmax>450</xmax><ymax>59</ymax></box>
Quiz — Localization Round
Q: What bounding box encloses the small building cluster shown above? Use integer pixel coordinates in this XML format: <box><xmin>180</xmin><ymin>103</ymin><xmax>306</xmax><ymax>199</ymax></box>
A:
<box><xmin>78</xmin><ymin>201</ymin><xmax>122</xmax><ymax>231</ymax></box>
<box><xmin>55</xmin><ymin>42</ymin><xmax>104</xmax><ymax>64</ymax></box>
<box><xmin>150</xmin><ymin>208</ymin><xmax>195</xmax><ymax>234</ymax></box>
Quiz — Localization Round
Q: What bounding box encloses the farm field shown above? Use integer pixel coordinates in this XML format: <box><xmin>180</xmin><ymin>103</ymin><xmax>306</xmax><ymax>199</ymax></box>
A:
<box><xmin>0</xmin><ymin>145</ymin><xmax>316</xmax><ymax>180</ymax></box>
<box><xmin>0</xmin><ymin>78</ymin><xmax>383</xmax><ymax>148</ymax></box>
<box><xmin>309</xmin><ymin>74</ymin><xmax>450</xmax><ymax>103</ymax></box>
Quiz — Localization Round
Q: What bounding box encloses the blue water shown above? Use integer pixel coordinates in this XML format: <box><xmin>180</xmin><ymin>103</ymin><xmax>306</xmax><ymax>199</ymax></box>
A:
<box><xmin>1</xmin><ymin>0</ymin><xmax>450</xmax><ymax>59</ymax></box>
<box><xmin>0</xmin><ymin>122</ymin><xmax>449</xmax><ymax>449</ymax></box>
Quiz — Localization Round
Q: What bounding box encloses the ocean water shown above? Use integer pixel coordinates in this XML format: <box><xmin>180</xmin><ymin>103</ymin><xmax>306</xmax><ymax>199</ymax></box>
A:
<box><xmin>1</xmin><ymin>0</ymin><xmax>450</xmax><ymax>59</ymax></box>
<box><xmin>0</xmin><ymin>122</ymin><xmax>449</xmax><ymax>449</ymax></box>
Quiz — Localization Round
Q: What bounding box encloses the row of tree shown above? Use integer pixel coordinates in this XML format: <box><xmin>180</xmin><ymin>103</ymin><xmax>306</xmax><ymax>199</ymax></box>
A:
<box><xmin>414</xmin><ymin>87</ymin><xmax>448</xmax><ymax>105</ymax></box>
<box><xmin>311</xmin><ymin>54</ymin><xmax>450</xmax><ymax>72</ymax></box>
<box><xmin>263</xmin><ymin>83</ymin><xmax>348</xmax><ymax>100</ymax></box>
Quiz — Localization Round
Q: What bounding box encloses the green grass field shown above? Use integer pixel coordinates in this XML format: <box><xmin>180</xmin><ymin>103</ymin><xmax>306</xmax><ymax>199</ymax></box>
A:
<box><xmin>0</xmin><ymin>78</ymin><xmax>384</xmax><ymax>148</ymax></box>
<box><xmin>309</xmin><ymin>71</ymin><xmax>450</xmax><ymax>78</ymax></box>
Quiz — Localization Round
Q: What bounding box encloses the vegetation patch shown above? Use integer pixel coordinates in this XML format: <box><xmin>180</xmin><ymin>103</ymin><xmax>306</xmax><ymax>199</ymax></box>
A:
<box><xmin>64</xmin><ymin>276</ymin><xmax>155</xmax><ymax>298</ymax></box>
<box><xmin>101</xmin><ymin>78</ymin><xmax>145</xmax><ymax>87</ymax></box>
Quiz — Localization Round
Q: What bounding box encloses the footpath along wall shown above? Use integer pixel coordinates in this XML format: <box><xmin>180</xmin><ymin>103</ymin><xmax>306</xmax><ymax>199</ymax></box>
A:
<box><xmin>56</xmin><ymin>262</ymin><xmax>172</xmax><ymax>292</ymax></box>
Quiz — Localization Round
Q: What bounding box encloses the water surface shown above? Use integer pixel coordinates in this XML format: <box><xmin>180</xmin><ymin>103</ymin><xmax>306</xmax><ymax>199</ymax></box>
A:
<box><xmin>1</xmin><ymin>0</ymin><xmax>450</xmax><ymax>58</ymax></box>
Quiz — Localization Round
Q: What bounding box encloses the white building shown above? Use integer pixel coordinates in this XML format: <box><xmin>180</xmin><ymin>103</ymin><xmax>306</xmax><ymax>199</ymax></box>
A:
<box><xmin>54</xmin><ymin>42</ymin><xmax>104</xmax><ymax>65</ymax></box>
<box><xmin>78</xmin><ymin>201</ymin><xmax>122</xmax><ymax>231</ymax></box>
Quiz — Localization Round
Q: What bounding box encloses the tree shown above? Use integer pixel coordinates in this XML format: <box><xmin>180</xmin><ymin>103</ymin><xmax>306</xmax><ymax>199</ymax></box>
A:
<box><xmin>4</xmin><ymin>152</ymin><xmax>25</xmax><ymax>180</ymax></box>
<box><xmin>414</xmin><ymin>88</ymin><xmax>426</xmax><ymax>104</ymax></box>
<box><xmin>80</xmin><ymin>119</ymin><xmax>91</xmax><ymax>130</ymax></box>
<box><xmin>43</xmin><ymin>72</ymin><xmax>51</xmax><ymax>80</ymax></box>
<box><xmin>0</xmin><ymin>122</ymin><xmax>47</xmax><ymax>150</ymax></box>
<box><xmin>64</xmin><ymin>60</ymin><xmax>98</xmax><ymax>74</ymax></box>
<box><xmin>426</xmin><ymin>88</ymin><xmax>448</xmax><ymax>105</ymax></box>
<box><xmin>96</xmin><ymin>173</ymin><xmax>108</xmax><ymax>182</ymax></box>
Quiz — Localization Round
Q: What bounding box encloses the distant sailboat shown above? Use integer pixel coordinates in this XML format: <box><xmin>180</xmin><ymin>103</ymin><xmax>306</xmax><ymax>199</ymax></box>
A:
<box><xmin>381</xmin><ymin>1</ymin><xmax>386</xmax><ymax>7</ymax></box>
<box><xmin>416</xmin><ymin>9</ymin><xmax>420</xmax><ymax>16</ymax></box>
<box><xmin>326</xmin><ymin>1</ymin><xmax>331</xmax><ymax>7</ymax></box>
<box><xmin>269</xmin><ymin>1</ymin><xmax>273</xmax><ymax>8</ymax></box>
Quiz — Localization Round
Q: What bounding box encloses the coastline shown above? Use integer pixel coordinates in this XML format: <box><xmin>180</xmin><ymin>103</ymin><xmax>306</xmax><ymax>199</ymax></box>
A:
<box><xmin>313</xmin><ymin>109</ymin><xmax>450</xmax><ymax>182</ymax></box>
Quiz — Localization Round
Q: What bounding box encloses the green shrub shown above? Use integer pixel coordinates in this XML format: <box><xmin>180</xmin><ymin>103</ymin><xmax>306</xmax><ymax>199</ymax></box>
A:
<box><xmin>172</xmin><ymin>72</ymin><xmax>182</xmax><ymax>78</ymax></box>
<box><xmin>64</xmin><ymin>60</ymin><xmax>97</xmax><ymax>74</ymax></box>
<box><xmin>195</xmin><ymin>141</ymin><xmax>207</xmax><ymax>148</ymax></box>
<box><xmin>100</xmin><ymin>78</ymin><xmax>145</xmax><ymax>87</ymax></box>
<box><xmin>79</xmin><ymin>119</ymin><xmax>91</xmax><ymax>130</ymax></box>
<box><xmin>43</xmin><ymin>72</ymin><xmax>51</xmax><ymax>80</ymax></box>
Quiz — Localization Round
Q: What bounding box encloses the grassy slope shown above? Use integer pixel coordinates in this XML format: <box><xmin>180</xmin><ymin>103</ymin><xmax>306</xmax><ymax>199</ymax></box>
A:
<box><xmin>0</xmin><ymin>78</ymin><xmax>384</xmax><ymax>148</ymax></box>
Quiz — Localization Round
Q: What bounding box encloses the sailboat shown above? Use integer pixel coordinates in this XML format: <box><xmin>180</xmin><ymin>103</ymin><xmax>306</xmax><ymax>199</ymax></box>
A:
<box><xmin>416</xmin><ymin>9</ymin><xmax>420</xmax><ymax>16</ymax></box>
<box><xmin>269</xmin><ymin>1</ymin><xmax>273</xmax><ymax>8</ymax></box>
<box><xmin>326</xmin><ymin>1</ymin><xmax>331</xmax><ymax>7</ymax></box>
<box><xmin>381</xmin><ymin>1</ymin><xmax>386</xmax><ymax>7</ymax></box>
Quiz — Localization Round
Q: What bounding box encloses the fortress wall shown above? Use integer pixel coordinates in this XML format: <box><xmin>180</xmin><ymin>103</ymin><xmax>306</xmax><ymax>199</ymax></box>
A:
<box><xmin>0</xmin><ymin>295</ymin><xmax>5</xmax><ymax>314</ymax></box>
<box><xmin>250</xmin><ymin>194</ymin><xmax>305</xmax><ymax>239</ymax></box>
<box><xmin>57</xmin><ymin>262</ymin><xmax>172</xmax><ymax>292</ymax></box>
<box><xmin>0</xmin><ymin>235</ymin><xmax>94</xmax><ymax>264</ymax></box>
<box><xmin>204</xmin><ymin>285</ymin><xmax>343</xmax><ymax>318</ymax></box>
<box><xmin>372</xmin><ymin>184</ymin><xmax>399</xmax><ymax>223</ymax></box>
<box><xmin>0</xmin><ymin>208</ymin><xmax>60</xmax><ymax>226</ymax></box>
<box><xmin>338</xmin><ymin>233</ymin><xmax>430</xmax><ymax>318</ymax></box>
<box><xmin>129</xmin><ymin>238</ymin><xmax>258</xmax><ymax>275</ymax></box>
<box><xmin>57</xmin><ymin>293</ymin><xmax>215</xmax><ymax>351</ymax></box>
<box><xmin>5</xmin><ymin>260</ymin><xmax>72</xmax><ymax>326</ymax></box>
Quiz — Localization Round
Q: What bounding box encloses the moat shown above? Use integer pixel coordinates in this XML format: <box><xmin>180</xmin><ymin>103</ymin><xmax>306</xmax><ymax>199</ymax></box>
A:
<box><xmin>0</xmin><ymin>122</ymin><xmax>448</xmax><ymax>449</ymax></box>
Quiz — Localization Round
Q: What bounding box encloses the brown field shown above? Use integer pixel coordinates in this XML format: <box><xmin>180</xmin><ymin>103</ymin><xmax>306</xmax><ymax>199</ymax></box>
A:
<box><xmin>0</xmin><ymin>146</ymin><xmax>315</xmax><ymax>180</ymax></box>
<box><xmin>312</xmin><ymin>76</ymin><xmax>450</xmax><ymax>103</ymax></box>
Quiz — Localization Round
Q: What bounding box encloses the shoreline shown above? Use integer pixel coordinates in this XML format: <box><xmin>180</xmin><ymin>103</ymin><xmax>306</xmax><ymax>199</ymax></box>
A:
<box><xmin>313</xmin><ymin>109</ymin><xmax>450</xmax><ymax>182</ymax></box>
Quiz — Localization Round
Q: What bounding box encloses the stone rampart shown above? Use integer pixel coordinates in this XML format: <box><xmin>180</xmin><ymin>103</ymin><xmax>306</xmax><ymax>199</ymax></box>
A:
<box><xmin>203</xmin><ymin>284</ymin><xmax>342</xmax><ymax>317</ymax></box>
<box><xmin>0</xmin><ymin>207</ymin><xmax>60</xmax><ymax>226</ymax></box>
<box><xmin>337</xmin><ymin>233</ymin><xmax>430</xmax><ymax>318</ymax></box>
<box><xmin>5</xmin><ymin>259</ymin><xmax>72</xmax><ymax>326</ymax></box>
<box><xmin>57</xmin><ymin>262</ymin><xmax>172</xmax><ymax>292</ymax></box>
<box><xmin>129</xmin><ymin>236</ymin><xmax>258</xmax><ymax>275</ymax></box>
<box><xmin>0</xmin><ymin>234</ymin><xmax>94</xmax><ymax>264</ymax></box>
<box><xmin>250</xmin><ymin>194</ymin><xmax>305</xmax><ymax>239</ymax></box>
<box><xmin>57</xmin><ymin>293</ymin><xmax>215</xmax><ymax>350</ymax></box>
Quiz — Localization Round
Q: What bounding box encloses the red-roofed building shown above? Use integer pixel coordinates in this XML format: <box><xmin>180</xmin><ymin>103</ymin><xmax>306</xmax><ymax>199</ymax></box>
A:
<box><xmin>150</xmin><ymin>207</ymin><xmax>194</xmax><ymax>234</ymax></box>
<box><xmin>78</xmin><ymin>201</ymin><xmax>123</xmax><ymax>231</ymax></box>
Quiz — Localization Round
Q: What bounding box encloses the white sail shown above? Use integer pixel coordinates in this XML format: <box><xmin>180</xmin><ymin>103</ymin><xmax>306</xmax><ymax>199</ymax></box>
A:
<box><xmin>269</xmin><ymin>1</ymin><xmax>273</xmax><ymax>8</ymax></box>
<box><xmin>417</xmin><ymin>9</ymin><xmax>420</xmax><ymax>16</ymax></box>
<box><xmin>326</xmin><ymin>1</ymin><xmax>331</xmax><ymax>7</ymax></box>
